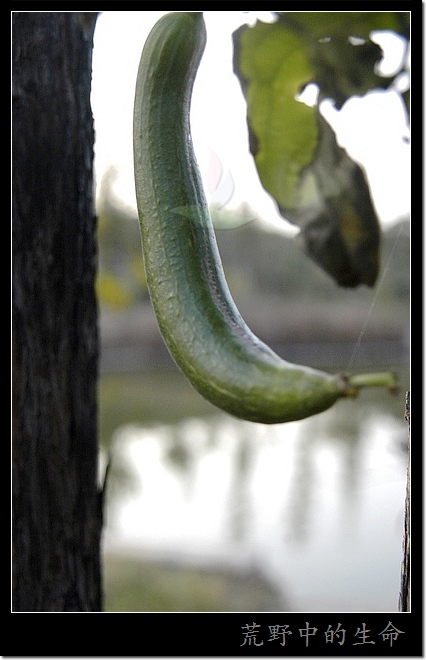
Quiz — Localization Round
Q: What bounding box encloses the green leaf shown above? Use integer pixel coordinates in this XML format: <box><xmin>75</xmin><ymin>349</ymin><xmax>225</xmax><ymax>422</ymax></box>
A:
<box><xmin>233</xmin><ymin>21</ymin><xmax>317</xmax><ymax>210</ymax></box>
<box><xmin>293</xmin><ymin>114</ymin><xmax>380</xmax><ymax>288</ymax></box>
<box><xmin>232</xmin><ymin>12</ymin><xmax>409</xmax><ymax>287</ymax></box>
<box><xmin>275</xmin><ymin>11</ymin><xmax>408</xmax><ymax>41</ymax></box>
<box><xmin>275</xmin><ymin>12</ymin><xmax>408</xmax><ymax>109</ymax></box>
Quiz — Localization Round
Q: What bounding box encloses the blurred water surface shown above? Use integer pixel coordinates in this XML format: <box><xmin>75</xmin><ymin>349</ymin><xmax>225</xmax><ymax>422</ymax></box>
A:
<box><xmin>102</xmin><ymin>366</ymin><xmax>409</xmax><ymax>612</ymax></box>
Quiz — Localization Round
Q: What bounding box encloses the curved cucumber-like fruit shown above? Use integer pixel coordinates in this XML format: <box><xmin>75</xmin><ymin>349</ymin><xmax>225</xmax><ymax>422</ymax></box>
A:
<box><xmin>133</xmin><ymin>11</ymin><xmax>396</xmax><ymax>424</ymax></box>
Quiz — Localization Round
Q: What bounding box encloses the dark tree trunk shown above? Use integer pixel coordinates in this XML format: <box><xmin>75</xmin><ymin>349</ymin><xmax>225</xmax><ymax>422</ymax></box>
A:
<box><xmin>399</xmin><ymin>391</ymin><xmax>410</xmax><ymax>612</ymax></box>
<box><xmin>12</xmin><ymin>12</ymin><xmax>102</xmax><ymax>612</ymax></box>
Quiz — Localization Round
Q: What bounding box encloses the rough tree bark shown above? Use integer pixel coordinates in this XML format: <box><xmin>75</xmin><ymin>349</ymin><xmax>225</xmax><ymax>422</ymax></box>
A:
<box><xmin>12</xmin><ymin>12</ymin><xmax>102</xmax><ymax>612</ymax></box>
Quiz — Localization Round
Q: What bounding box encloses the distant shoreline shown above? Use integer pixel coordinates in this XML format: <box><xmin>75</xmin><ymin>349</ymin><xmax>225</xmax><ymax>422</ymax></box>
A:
<box><xmin>100</xmin><ymin>337</ymin><xmax>409</xmax><ymax>374</ymax></box>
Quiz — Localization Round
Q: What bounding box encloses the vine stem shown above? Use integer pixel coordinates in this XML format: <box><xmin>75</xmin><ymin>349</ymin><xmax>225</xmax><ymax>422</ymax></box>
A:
<box><xmin>345</xmin><ymin>371</ymin><xmax>398</xmax><ymax>394</ymax></box>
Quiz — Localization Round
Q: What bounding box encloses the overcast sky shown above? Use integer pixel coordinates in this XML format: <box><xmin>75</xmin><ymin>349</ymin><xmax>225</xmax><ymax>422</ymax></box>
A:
<box><xmin>91</xmin><ymin>11</ymin><xmax>410</xmax><ymax>233</ymax></box>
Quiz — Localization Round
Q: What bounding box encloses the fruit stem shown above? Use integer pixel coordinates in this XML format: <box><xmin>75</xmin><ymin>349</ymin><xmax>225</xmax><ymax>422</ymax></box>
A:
<box><xmin>343</xmin><ymin>371</ymin><xmax>398</xmax><ymax>397</ymax></box>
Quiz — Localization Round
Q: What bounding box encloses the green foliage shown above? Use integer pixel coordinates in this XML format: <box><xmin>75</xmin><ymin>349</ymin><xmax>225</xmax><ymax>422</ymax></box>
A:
<box><xmin>233</xmin><ymin>20</ymin><xmax>317</xmax><ymax>210</ymax></box>
<box><xmin>232</xmin><ymin>12</ymin><xmax>410</xmax><ymax>288</ymax></box>
<box><xmin>96</xmin><ymin>271</ymin><xmax>133</xmax><ymax>309</ymax></box>
<box><xmin>276</xmin><ymin>12</ymin><xmax>407</xmax><ymax>108</ymax></box>
<box><xmin>96</xmin><ymin>166</ymin><xmax>148</xmax><ymax>310</ymax></box>
<box><xmin>104</xmin><ymin>555</ymin><xmax>279</xmax><ymax>612</ymax></box>
<box><xmin>233</xmin><ymin>20</ymin><xmax>316</xmax><ymax>210</ymax></box>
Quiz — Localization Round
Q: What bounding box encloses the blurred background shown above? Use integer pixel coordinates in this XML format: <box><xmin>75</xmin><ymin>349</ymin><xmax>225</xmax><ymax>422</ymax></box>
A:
<box><xmin>91</xmin><ymin>11</ymin><xmax>410</xmax><ymax>612</ymax></box>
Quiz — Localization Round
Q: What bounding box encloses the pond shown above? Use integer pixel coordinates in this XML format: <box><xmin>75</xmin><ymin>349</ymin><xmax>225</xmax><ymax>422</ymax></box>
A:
<box><xmin>100</xmin><ymin>365</ymin><xmax>409</xmax><ymax>612</ymax></box>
